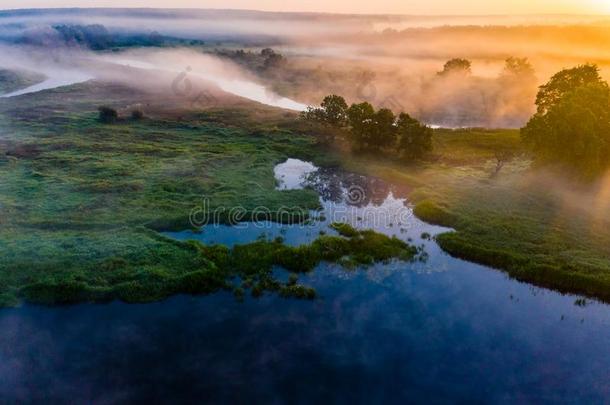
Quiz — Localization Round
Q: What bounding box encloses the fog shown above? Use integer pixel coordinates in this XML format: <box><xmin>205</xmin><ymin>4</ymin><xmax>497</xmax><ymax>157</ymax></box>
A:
<box><xmin>0</xmin><ymin>44</ymin><xmax>308</xmax><ymax>111</ymax></box>
<box><xmin>0</xmin><ymin>8</ymin><xmax>383</xmax><ymax>42</ymax></box>
<box><xmin>3</xmin><ymin>9</ymin><xmax>610</xmax><ymax>40</ymax></box>
<box><xmin>101</xmin><ymin>49</ymin><xmax>308</xmax><ymax>110</ymax></box>
<box><xmin>3</xmin><ymin>8</ymin><xmax>610</xmax><ymax>126</ymax></box>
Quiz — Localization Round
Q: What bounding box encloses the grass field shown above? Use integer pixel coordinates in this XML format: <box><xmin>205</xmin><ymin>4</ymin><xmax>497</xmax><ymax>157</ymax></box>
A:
<box><xmin>0</xmin><ymin>81</ymin><xmax>420</xmax><ymax>306</ymax></box>
<box><xmin>2</xmin><ymin>79</ymin><xmax>610</xmax><ymax>306</ymax></box>
<box><xmin>342</xmin><ymin>128</ymin><xmax>610</xmax><ymax>302</ymax></box>
<box><xmin>0</xmin><ymin>69</ymin><xmax>46</xmax><ymax>95</ymax></box>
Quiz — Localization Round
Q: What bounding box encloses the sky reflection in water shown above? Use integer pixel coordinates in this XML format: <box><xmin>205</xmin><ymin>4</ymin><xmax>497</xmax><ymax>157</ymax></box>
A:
<box><xmin>1</xmin><ymin>159</ymin><xmax>609</xmax><ymax>402</ymax></box>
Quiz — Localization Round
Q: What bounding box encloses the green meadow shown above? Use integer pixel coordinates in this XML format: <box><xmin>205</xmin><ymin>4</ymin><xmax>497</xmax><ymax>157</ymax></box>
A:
<box><xmin>343</xmin><ymin>128</ymin><xmax>610</xmax><ymax>301</ymax></box>
<box><xmin>0</xmin><ymin>82</ymin><xmax>418</xmax><ymax>306</ymax></box>
<box><xmin>0</xmin><ymin>69</ymin><xmax>45</xmax><ymax>95</ymax></box>
<box><xmin>2</xmin><ymin>77</ymin><xmax>610</xmax><ymax>306</ymax></box>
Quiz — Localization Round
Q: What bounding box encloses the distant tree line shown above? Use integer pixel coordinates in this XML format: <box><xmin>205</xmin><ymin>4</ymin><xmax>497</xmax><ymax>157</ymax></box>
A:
<box><xmin>20</xmin><ymin>24</ymin><xmax>205</xmax><ymax>50</ymax></box>
<box><xmin>53</xmin><ymin>24</ymin><xmax>113</xmax><ymax>50</ymax></box>
<box><xmin>214</xmin><ymin>48</ymin><xmax>287</xmax><ymax>73</ymax></box>
<box><xmin>302</xmin><ymin>95</ymin><xmax>432</xmax><ymax>160</ymax></box>
<box><xmin>256</xmin><ymin>53</ymin><xmax>539</xmax><ymax>129</ymax></box>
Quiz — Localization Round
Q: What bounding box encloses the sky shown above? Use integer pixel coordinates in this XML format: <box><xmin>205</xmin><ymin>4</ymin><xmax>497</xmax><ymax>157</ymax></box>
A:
<box><xmin>0</xmin><ymin>0</ymin><xmax>609</xmax><ymax>15</ymax></box>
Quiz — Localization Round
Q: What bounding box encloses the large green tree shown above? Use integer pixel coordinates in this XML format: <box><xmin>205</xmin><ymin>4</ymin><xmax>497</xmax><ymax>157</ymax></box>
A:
<box><xmin>534</xmin><ymin>64</ymin><xmax>602</xmax><ymax>114</ymax></box>
<box><xmin>347</xmin><ymin>102</ymin><xmax>376</xmax><ymax>150</ymax></box>
<box><xmin>302</xmin><ymin>94</ymin><xmax>348</xmax><ymax>127</ymax></box>
<box><xmin>521</xmin><ymin>64</ymin><xmax>610</xmax><ymax>177</ymax></box>
<box><xmin>371</xmin><ymin>108</ymin><xmax>397</xmax><ymax>150</ymax></box>
<box><xmin>396</xmin><ymin>113</ymin><xmax>433</xmax><ymax>160</ymax></box>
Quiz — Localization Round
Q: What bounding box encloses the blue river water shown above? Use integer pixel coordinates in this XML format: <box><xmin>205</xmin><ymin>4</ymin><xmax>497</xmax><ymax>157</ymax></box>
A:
<box><xmin>1</xmin><ymin>159</ymin><xmax>609</xmax><ymax>403</ymax></box>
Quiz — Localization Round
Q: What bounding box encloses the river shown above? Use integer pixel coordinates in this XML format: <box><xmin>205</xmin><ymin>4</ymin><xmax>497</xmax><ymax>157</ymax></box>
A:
<box><xmin>109</xmin><ymin>58</ymin><xmax>308</xmax><ymax>111</ymax></box>
<box><xmin>0</xmin><ymin>57</ymin><xmax>307</xmax><ymax>111</ymax></box>
<box><xmin>1</xmin><ymin>159</ymin><xmax>609</xmax><ymax>402</ymax></box>
<box><xmin>0</xmin><ymin>70</ymin><xmax>92</xmax><ymax>98</ymax></box>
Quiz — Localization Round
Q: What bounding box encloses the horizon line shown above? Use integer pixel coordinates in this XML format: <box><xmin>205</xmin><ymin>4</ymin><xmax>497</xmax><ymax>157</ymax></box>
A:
<box><xmin>1</xmin><ymin>7</ymin><xmax>610</xmax><ymax>19</ymax></box>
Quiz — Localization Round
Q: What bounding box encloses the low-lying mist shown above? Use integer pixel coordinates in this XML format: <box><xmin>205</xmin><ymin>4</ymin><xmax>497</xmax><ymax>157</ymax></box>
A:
<box><xmin>0</xmin><ymin>44</ymin><xmax>307</xmax><ymax>112</ymax></box>
<box><xmin>3</xmin><ymin>8</ymin><xmax>610</xmax><ymax>127</ymax></box>
<box><xmin>98</xmin><ymin>48</ymin><xmax>308</xmax><ymax>110</ymax></box>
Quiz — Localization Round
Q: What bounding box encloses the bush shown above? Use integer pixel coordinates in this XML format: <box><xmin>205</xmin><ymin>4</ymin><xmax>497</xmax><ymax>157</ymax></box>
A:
<box><xmin>98</xmin><ymin>106</ymin><xmax>118</xmax><ymax>123</ymax></box>
<box><xmin>131</xmin><ymin>110</ymin><xmax>144</xmax><ymax>120</ymax></box>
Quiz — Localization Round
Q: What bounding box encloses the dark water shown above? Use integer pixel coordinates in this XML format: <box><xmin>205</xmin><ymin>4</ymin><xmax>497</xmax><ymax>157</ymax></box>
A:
<box><xmin>1</xmin><ymin>159</ymin><xmax>610</xmax><ymax>403</ymax></box>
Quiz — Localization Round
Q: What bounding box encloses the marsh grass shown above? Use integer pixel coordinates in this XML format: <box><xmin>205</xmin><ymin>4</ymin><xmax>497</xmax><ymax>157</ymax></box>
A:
<box><xmin>0</xmin><ymin>82</ymin><xmax>418</xmax><ymax>306</ymax></box>
<box><xmin>1</xmin><ymin>216</ymin><xmax>419</xmax><ymax>305</ymax></box>
<box><xmin>4</xmin><ymin>80</ymin><xmax>610</xmax><ymax>304</ymax></box>
<box><xmin>344</xmin><ymin>128</ymin><xmax>610</xmax><ymax>302</ymax></box>
<box><xmin>330</xmin><ymin>222</ymin><xmax>359</xmax><ymax>237</ymax></box>
<box><xmin>223</xmin><ymin>226</ymin><xmax>417</xmax><ymax>298</ymax></box>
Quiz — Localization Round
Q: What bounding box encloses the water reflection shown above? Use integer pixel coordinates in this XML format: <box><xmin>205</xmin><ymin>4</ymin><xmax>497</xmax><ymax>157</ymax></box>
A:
<box><xmin>275</xmin><ymin>158</ymin><xmax>401</xmax><ymax>207</ymax></box>
<box><xmin>2</xmin><ymin>258</ymin><xmax>610</xmax><ymax>402</ymax></box>
<box><xmin>305</xmin><ymin>169</ymin><xmax>396</xmax><ymax>207</ymax></box>
<box><xmin>3</xmin><ymin>160</ymin><xmax>610</xmax><ymax>402</ymax></box>
<box><xmin>274</xmin><ymin>158</ymin><xmax>317</xmax><ymax>190</ymax></box>
<box><xmin>166</xmin><ymin>159</ymin><xmax>438</xmax><ymax>248</ymax></box>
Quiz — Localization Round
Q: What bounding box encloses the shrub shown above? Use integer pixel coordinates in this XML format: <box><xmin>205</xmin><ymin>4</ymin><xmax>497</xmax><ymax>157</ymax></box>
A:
<box><xmin>98</xmin><ymin>106</ymin><xmax>118</xmax><ymax>123</ymax></box>
<box><xmin>287</xmin><ymin>273</ymin><xmax>298</xmax><ymax>286</ymax></box>
<box><xmin>131</xmin><ymin>109</ymin><xmax>144</xmax><ymax>120</ymax></box>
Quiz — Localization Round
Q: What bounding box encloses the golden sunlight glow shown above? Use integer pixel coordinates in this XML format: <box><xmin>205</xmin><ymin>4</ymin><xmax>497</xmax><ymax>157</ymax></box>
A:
<box><xmin>598</xmin><ymin>0</ymin><xmax>610</xmax><ymax>13</ymax></box>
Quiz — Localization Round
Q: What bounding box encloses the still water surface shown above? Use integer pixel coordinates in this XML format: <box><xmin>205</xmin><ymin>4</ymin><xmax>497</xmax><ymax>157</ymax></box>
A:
<box><xmin>1</xmin><ymin>159</ymin><xmax>609</xmax><ymax>403</ymax></box>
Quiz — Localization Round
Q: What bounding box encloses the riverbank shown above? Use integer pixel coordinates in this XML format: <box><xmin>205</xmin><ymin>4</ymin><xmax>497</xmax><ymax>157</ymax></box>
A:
<box><xmin>0</xmin><ymin>81</ymin><xmax>422</xmax><ymax>306</ymax></box>
<box><xmin>0</xmin><ymin>68</ymin><xmax>46</xmax><ymax>96</ymax></box>
<box><xmin>340</xmin><ymin>128</ymin><xmax>610</xmax><ymax>302</ymax></box>
<box><xmin>2</xmin><ymin>79</ymin><xmax>610</xmax><ymax>306</ymax></box>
